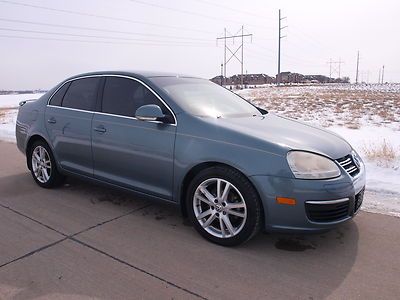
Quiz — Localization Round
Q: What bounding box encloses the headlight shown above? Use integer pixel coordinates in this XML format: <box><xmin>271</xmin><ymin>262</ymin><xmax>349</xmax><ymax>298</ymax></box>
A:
<box><xmin>287</xmin><ymin>151</ymin><xmax>341</xmax><ymax>179</ymax></box>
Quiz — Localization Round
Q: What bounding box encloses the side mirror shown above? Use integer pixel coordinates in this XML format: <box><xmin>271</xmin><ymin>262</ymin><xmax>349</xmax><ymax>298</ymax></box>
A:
<box><xmin>257</xmin><ymin>107</ymin><xmax>268</xmax><ymax>115</ymax></box>
<box><xmin>135</xmin><ymin>104</ymin><xmax>166</xmax><ymax>122</ymax></box>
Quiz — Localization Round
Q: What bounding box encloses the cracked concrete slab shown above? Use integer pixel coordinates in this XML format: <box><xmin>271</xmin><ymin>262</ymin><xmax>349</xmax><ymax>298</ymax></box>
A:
<box><xmin>0</xmin><ymin>206</ymin><xmax>63</xmax><ymax>266</ymax></box>
<box><xmin>77</xmin><ymin>204</ymin><xmax>400</xmax><ymax>299</ymax></box>
<box><xmin>0</xmin><ymin>239</ymin><xmax>197</xmax><ymax>300</ymax></box>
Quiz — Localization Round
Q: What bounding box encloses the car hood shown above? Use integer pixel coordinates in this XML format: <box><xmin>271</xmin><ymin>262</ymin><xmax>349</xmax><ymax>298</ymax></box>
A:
<box><xmin>214</xmin><ymin>113</ymin><xmax>352</xmax><ymax>159</ymax></box>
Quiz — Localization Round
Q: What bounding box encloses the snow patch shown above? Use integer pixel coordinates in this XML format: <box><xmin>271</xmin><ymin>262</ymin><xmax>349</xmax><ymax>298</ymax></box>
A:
<box><xmin>0</xmin><ymin>93</ymin><xmax>44</xmax><ymax>142</ymax></box>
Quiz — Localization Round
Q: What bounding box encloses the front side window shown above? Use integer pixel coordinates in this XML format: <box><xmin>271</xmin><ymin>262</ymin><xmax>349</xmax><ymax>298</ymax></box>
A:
<box><xmin>151</xmin><ymin>77</ymin><xmax>261</xmax><ymax>118</ymax></box>
<box><xmin>102</xmin><ymin>77</ymin><xmax>169</xmax><ymax>118</ymax></box>
<box><xmin>49</xmin><ymin>82</ymin><xmax>70</xmax><ymax>106</ymax></box>
<box><xmin>62</xmin><ymin>78</ymin><xmax>100</xmax><ymax>111</ymax></box>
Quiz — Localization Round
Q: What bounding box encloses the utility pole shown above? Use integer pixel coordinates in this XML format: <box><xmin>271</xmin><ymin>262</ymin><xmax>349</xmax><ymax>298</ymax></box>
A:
<box><xmin>381</xmin><ymin>65</ymin><xmax>385</xmax><ymax>84</ymax></box>
<box><xmin>277</xmin><ymin>9</ymin><xmax>287</xmax><ymax>86</ymax></box>
<box><xmin>217</xmin><ymin>27</ymin><xmax>253</xmax><ymax>89</ymax></box>
<box><xmin>241</xmin><ymin>25</ymin><xmax>244</xmax><ymax>88</ymax></box>
<box><xmin>378</xmin><ymin>68</ymin><xmax>381</xmax><ymax>84</ymax></box>
<box><xmin>220</xmin><ymin>63</ymin><xmax>223</xmax><ymax>86</ymax></box>
<box><xmin>355</xmin><ymin>51</ymin><xmax>360</xmax><ymax>84</ymax></box>
<box><xmin>328</xmin><ymin>58</ymin><xmax>332</xmax><ymax>82</ymax></box>
<box><xmin>224</xmin><ymin>28</ymin><xmax>227</xmax><ymax>85</ymax></box>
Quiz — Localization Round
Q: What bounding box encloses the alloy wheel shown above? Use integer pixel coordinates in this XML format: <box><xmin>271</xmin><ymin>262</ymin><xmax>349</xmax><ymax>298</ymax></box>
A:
<box><xmin>31</xmin><ymin>145</ymin><xmax>52</xmax><ymax>183</ymax></box>
<box><xmin>193</xmin><ymin>178</ymin><xmax>247</xmax><ymax>239</ymax></box>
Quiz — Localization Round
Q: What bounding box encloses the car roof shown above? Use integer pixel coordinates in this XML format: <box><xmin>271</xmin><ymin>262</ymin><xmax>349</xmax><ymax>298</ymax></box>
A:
<box><xmin>66</xmin><ymin>70</ymin><xmax>203</xmax><ymax>81</ymax></box>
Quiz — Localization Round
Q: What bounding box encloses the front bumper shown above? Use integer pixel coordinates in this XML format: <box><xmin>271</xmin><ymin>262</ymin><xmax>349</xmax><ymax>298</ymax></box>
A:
<box><xmin>251</xmin><ymin>165</ymin><xmax>366</xmax><ymax>233</ymax></box>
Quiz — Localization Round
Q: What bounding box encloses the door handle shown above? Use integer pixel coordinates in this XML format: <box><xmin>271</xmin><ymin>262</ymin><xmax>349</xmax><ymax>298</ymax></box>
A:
<box><xmin>47</xmin><ymin>117</ymin><xmax>56</xmax><ymax>124</ymax></box>
<box><xmin>94</xmin><ymin>126</ymin><xmax>106</xmax><ymax>133</ymax></box>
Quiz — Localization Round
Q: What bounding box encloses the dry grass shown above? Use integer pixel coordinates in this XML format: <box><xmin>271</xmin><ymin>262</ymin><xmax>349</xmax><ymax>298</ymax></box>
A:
<box><xmin>240</xmin><ymin>84</ymin><xmax>400</xmax><ymax>129</ymax></box>
<box><xmin>0</xmin><ymin>108</ymin><xmax>14</xmax><ymax>124</ymax></box>
<box><xmin>344</xmin><ymin>121</ymin><xmax>361</xmax><ymax>129</ymax></box>
<box><xmin>0</xmin><ymin>109</ymin><xmax>6</xmax><ymax>121</ymax></box>
<box><xmin>362</xmin><ymin>139</ymin><xmax>397</xmax><ymax>167</ymax></box>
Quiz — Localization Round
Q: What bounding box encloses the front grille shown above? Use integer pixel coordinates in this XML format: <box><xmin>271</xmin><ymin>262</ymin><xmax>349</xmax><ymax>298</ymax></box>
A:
<box><xmin>305</xmin><ymin>199</ymin><xmax>350</xmax><ymax>222</ymax></box>
<box><xmin>354</xmin><ymin>189</ymin><xmax>364</xmax><ymax>213</ymax></box>
<box><xmin>336</xmin><ymin>154</ymin><xmax>360</xmax><ymax>177</ymax></box>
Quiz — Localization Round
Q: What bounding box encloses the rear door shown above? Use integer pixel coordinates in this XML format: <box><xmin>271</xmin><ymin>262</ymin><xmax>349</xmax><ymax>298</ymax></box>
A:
<box><xmin>45</xmin><ymin>77</ymin><xmax>101</xmax><ymax>176</ymax></box>
<box><xmin>91</xmin><ymin>76</ymin><xmax>176</xmax><ymax>200</ymax></box>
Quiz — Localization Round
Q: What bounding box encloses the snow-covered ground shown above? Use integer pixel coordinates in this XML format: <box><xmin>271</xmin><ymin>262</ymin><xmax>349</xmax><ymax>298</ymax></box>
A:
<box><xmin>329</xmin><ymin>126</ymin><xmax>399</xmax><ymax>193</ymax></box>
<box><xmin>0</xmin><ymin>93</ymin><xmax>44</xmax><ymax>142</ymax></box>
<box><xmin>1</xmin><ymin>85</ymin><xmax>399</xmax><ymax>217</ymax></box>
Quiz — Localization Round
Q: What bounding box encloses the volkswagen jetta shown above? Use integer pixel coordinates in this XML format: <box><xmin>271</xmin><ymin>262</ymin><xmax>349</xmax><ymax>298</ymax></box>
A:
<box><xmin>16</xmin><ymin>71</ymin><xmax>366</xmax><ymax>246</ymax></box>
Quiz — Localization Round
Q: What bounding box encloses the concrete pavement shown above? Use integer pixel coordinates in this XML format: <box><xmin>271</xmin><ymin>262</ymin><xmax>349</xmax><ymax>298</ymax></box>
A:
<box><xmin>0</xmin><ymin>141</ymin><xmax>399</xmax><ymax>299</ymax></box>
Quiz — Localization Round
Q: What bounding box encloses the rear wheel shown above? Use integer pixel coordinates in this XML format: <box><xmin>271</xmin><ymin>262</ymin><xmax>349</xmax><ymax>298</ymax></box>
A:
<box><xmin>28</xmin><ymin>140</ymin><xmax>64</xmax><ymax>188</ymax></box>
<box><xmin>186</xmin><ymin>166</ymin><xmax>262</xmax><ymax>246</ymax></box>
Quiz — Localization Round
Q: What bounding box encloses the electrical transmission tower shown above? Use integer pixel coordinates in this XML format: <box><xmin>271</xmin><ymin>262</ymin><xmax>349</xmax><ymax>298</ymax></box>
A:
<box><xmin>277</xmin><ymin>9</ymin><xmax>287</xmax><ymax>86</ymax></box>
<box><xmin>217</xmin><ymin>26</ymin><xmax>252</xmax><ymax>89</ymax></box>
<box><xmin>327</xmin><ymin>58</ymin><xmax>344</xmax><ymax>80</ymax></box>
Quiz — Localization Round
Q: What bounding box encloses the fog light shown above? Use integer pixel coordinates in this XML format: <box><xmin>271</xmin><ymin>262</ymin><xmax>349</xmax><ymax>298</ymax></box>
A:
<box><xmin>276</xmin><ymin>197</ymin><xmax>296</xmax><ymax>205</ymax></box>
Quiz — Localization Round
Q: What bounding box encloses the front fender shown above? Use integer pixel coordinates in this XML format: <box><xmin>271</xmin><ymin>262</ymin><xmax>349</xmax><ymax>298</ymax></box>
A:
<box><xmin>173</xmin><ymin>131</ymin><xmax>293</xmax><ymax>204</ymax></box>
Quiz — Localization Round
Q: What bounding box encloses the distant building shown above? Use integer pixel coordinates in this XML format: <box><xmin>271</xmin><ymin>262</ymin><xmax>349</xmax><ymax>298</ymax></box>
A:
<box><xmin>210</xmin><ymin>75</ymin><xmax>224</xmax><ymax>85</ymax></box>
<box><xmin>211</xmin><ymin>73</ymin><xmax>275</xmax><ymax>86</ymax></box>
<box><xmin>303</xmin><ymin>74</ymin><xmax>331</xmax><ymax>84</ymax></box>
<box><xmin>211</xmin><ymin>71</ymin><xmax>349</xmax><ymax>86</ymax></box>
<box><xmin>278</xmin><ymin>72</ymin><xmax>305</xmax><ymax>84</ymax></box>
<box><xmin>277</xmin><ymin>72</ymin><xmax>348</xmax><ymax>84</ymax></box>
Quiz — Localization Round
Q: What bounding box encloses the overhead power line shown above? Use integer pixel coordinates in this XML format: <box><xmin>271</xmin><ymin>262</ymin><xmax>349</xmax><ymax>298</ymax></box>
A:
<box><xmin>246</xmin><ymin>47</ymin><xmax>275</xmax><ymax>59</ymax></box>
<box><xmin>129</xmin><ymin>0</ymin><xmax>244</xmax><ymax>25</ymax></box>
<box><xmin>0</xmin><ymin>0</ymin><xmax>214</xmax><ymax>34</ymax></box>
<box><xmin>0</xmin><ymin>17</ymin><xmax>213</xmax><ymax>42</ymax></box>
<box><xmin>128</xmin><ymin>0</ymin><xmax>271</xmax><ymax>30</ymax></box>
<box><xmin>287</xmin><ymin>29</ymin><xmax>329</xmax><ymax>52</ymax></box>
<box><xmin>192</xmin><ymin>0</ymin><xmax>268</xmax><ymax>19</ymax></box>
<box><xmin>0</xmin><ymin>27</ymin><xmax>214</xmax><ymax>45</ymax></box>
<box><xmin>252</xmin><ymin>43</ymin><xmax>276</xmax><ymax>55</ymax></box>
<box><xmin>0</xmin><ymin>34</ymin><xmax>216</xmax><ymax>47</ymax></box>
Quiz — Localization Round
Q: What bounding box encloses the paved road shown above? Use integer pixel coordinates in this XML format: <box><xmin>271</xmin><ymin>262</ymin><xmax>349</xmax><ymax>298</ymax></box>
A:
<box><xmin>0</xmin><ymin>141</ymin><xmax>399</xmax><ymax>299</ymax></box>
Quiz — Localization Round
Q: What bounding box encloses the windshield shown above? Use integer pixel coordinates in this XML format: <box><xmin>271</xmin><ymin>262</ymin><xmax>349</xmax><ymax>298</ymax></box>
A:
<box><xmin>150</xmin><ymin>77</ymin><xmax>262</xmax><ymax>118</ymax></box>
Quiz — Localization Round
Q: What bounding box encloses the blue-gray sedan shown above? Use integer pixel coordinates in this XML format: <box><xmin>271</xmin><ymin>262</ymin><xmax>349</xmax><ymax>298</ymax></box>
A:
<box><xmin>16</xmin><ymin>71</ymin><xmax>366</xmax><ymax>246</ymax></box>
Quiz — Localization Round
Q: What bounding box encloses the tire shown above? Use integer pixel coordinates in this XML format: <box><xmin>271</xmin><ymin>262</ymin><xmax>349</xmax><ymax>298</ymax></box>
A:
<box><xmin>28</xmin><ymin>140</ymin><xmax>64</xmax><ymax>188</ymax></box>
<box><xmin>186</xmin><ymin>166</ymin><xmax>262</xmax><ymax>246</ymax></box>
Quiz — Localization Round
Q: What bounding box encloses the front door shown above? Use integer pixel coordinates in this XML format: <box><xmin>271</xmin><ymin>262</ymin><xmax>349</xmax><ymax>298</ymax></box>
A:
<box><xmin>91</xmin><ymin>76</ymin><xmax>176</xmax><ymax>200</ymax></box>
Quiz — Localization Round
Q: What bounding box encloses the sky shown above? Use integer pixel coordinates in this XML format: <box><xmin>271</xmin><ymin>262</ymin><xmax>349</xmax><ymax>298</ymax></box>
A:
<box><xmin>0</xmin><ymin>0</ymin><xmax>399</xmax><ymax>90</ymax></box>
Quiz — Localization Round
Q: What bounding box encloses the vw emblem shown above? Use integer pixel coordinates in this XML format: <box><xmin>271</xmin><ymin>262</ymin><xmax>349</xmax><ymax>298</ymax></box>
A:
<box><xmin>215</xmin><ymin>204</ymin><xmax>223</xmax><ymax>212</ymax></box>
<box><xmin>352</xmin><ymin>152</ymin><xmax>361</xmax><ymax>168</ymax></box>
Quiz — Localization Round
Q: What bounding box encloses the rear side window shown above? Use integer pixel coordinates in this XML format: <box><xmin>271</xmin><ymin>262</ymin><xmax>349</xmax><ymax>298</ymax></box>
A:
<box><xmin>102</xmin><ymin>77</ymin><xmax>169</xmax><ymax>117</ymax></box>
<box><xmin>49</xmin><ymin>82</ymin><xmax>70</xmax><ymax>106</ymax></box>
<box><xmin>62</xmin><ymin>78</ymin><xmax>100</xmax><ymax>111</ymax></box>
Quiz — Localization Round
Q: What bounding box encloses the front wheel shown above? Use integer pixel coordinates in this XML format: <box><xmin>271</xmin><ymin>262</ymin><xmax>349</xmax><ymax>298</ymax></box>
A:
<box><xmin>28</xmin><ymin>140</ymin><xmax>64</xmax><ymax>188</ymax></box>
<box><xmin>186</xmin><ymin>166</ymin><xmax>262</xmax><ymax>246</ymax></box>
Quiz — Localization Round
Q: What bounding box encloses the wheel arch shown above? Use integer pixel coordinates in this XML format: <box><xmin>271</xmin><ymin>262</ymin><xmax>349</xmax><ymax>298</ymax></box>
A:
<box><xmin>25</xmin><ymin>134</ymin><xmax>51</xmax><ymax>170</ymax></box>
<box><xmin>179</xmin><ymin>161</ymin><xmax>264</xmax><ymax>219</ymax></box>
